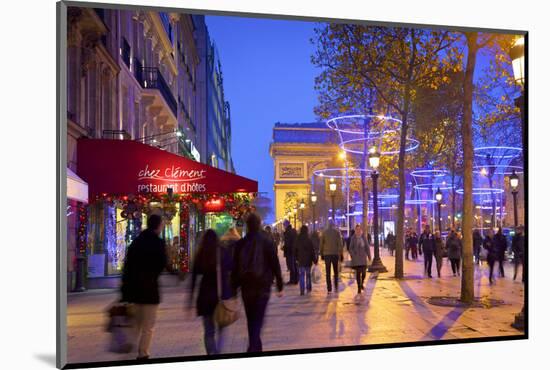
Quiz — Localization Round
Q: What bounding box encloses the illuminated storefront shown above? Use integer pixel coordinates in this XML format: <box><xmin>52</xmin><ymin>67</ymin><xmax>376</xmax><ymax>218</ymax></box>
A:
<box><xmin>76</xmin><ymin>139</ymin><xmax>257</xmax><ymax>289</ymax></box>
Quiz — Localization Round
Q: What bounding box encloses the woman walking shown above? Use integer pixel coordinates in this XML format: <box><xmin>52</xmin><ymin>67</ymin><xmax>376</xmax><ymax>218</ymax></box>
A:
<box><xmin>348</xmin><ymin>224</ymin><xmax>372</xmax><ymax>294</ymax></box>
<box><xmin>446</xmin><ymin>230</ymin><xmax>462</xmax><ymax>277</ymax></box>
<box><xmin>190</xmin><ymin>229</ymin><xmax>234</xmax><ymax>355</ymax></box>
<box><xmin>296</xmin><ymin>225</ymin><xmax>318</xmax><ymax>295</ymax></box>
<box><xmin>434</xmin><ymin>231</ymin><xmax>445</xmax><ymax>278</ymax></box>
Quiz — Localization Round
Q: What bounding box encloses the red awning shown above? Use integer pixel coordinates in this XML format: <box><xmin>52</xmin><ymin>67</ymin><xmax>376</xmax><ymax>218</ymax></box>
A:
<box><xmin>77</xmin><ymin>139</ymin><xmax>258</xmax><ymax>198</ymax></box>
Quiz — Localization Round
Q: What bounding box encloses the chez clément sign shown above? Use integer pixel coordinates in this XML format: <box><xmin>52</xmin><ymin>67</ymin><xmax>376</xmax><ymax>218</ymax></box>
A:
<box><xmin>137</xmin><ymin>164</ymin><xmax>207</xmax><ymax>193</ymax></box>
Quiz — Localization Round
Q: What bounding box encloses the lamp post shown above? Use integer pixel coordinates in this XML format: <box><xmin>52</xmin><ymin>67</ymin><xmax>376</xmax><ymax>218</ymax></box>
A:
<box><xmin>299</xmin><ymin>198</ymin><xmax>306</xmax><ymax>226</ymax></box>
<box><xmin>329</xmin><ymin>177</ymin><xmax>337</xmax><ymax>224</ymax></box>
<box><xmin>367</xmin><ymin>147</ymin><xmax>387</xmax><ymax>273</ymax></box>
<box><xmin>293</xmin><ymin>206</ymin><xmax>297</xmax><ymax>229</ymax></box>
<box><xmin>510</xmin><ymin>170</ymin><xmax>519</xmax><ymax>227</ymax></box>
<box><xmin>310</xmin><ymin>192</ymin><xmax>317</xmax><ymax>231</ymax></box>
<box><xmin>435</xmin><ymin>187</ymin><xmax>443</xmax><ymax>232</ymax></box>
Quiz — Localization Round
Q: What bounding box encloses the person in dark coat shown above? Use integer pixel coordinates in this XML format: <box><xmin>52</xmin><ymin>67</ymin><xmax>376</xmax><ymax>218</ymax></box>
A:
<box><xmin>446</xmin><ymin>230</ymin><xmax>462</xmax><ymax>277</ymax></box>
<box><xmin>473</xmin><ymin>229</ymin><xmax>483</xmax><ymax>265</ymax></box>
<box><xmin>189</xmin><ymin>229</ymin><xmax>234</xmax><ymax>355</ymax></box>
<box><xmin>434</xmin><ymin>231</ymin><xmax>445</xmax><ymax>278</ymax></box>
<box><xmin>483</xmin><ymin>229</ymin><xmax>498</xmax><ymax>284</ymax></box>
<box><xmin>282</xmin><ymin>220</ymin><xmax>298</xmax><ymax>284</ymax></box>
<box><xmin>386</xmin><ymin>232</ymin><xmax>396</xmax><ymax>256</ymax></box>
<box><xmin>409</xmin><ymin>231</ymin><xmax>419</xmax><ymax>260</ymax></box>
<box><xmin>494</xmin><ymin>228</ymin><xmax>508</xmax><ymax>277</ymax></box>
<box><xmin>295</xmin><ymin>225</ymin><xmax>318</xmax><ymax>295</ymax></box>
<box><xmin>419</xmin><ymin>225</ymin><xmax>436</xmax><ymax>278</ymax></box>
<box><xmin>512</xmin><ymin>226</ymin><xmax>525</xmax><ymax>282</ymax></box>
<box><xmin>348</xmin><ymin>224</ymin><xmax>372</xmax><ymax>294</ymax></box>
<box><xmin>121</xmin><ymin>214</ymin><xmax>167</xmax><ymax>360</ymax></box>
<box><xmin>311</xmin><ymin>230</ymin><xmax>321</xmax><ymax>260</ymax></box>
<box><xmin>232</xmin><ymin>213</ymin><xmax>283</xmax><ymax>353</ymax></box>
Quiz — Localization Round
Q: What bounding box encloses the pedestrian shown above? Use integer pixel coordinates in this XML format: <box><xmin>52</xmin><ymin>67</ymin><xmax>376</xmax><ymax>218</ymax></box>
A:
<box><xmin>405</xmin><ymin>229</ymin><xmax>411</xmax><ymax>260</ymax></box>
<box><xmin>348</xmin><ymin>224</ymin><xmax>372</xmax><ymax>294</ymax></box>
<box><xmin>282</xmin><ymin>220</ymin><xmax>298</xmax><ymax>284</ymax></box>
<box><xmin>419</xmin><ymin>225</ymin><xmax>435</xmax><ymax>278</ymax></box>
<box><xmin>484</xmin><ymin>229</ymin><xmax>498</xmax><ymax>284</ymax></box>
<box><xmin>311</xmin><ymin>230</ymin><xmax>321</xmax><ymax>260</ymax></box>
<box><xmin>446</xmin><ymin>230</ymin><xmax>462</xmax><ymax>277</ymax></box>
<box><xmin>120</xmin><ymin>214</ymin><xmax>167</xmax><ymax>361</ymax></box>
<box><xmin>512</xmin><ymin>226</ymin><xmax>525</xmax><ymax>282</ymax></box>
<box><xmin>386</xmin><ymin>231</ymin><xmax>396</xmax><ymax>256</ymax></box>
<box><xmin>434</xmin><ymin>231</ymin><xmax>444</xmax><ymax>278</ymax></box>
<box><xmin>231</xmin><ymin>213</ymin><xmax>283</xmax><ymax>353</ymax></box>
<box><xmin>264</xmin><ymin>225</ymin><xmax>274</xmax><ymax>245</ymax></box>
<box><xmin>494</xmin><ymin>227</ymin><xmax>508</xmax><ymax>277</ymax></box>
<box><xmin>473</xmin><ymin>229</ymin><xmax>483</xmax><ymax>265</ymax></box>
<box><xmin>409</xmin><ymin>231</ymin><xmax>419</xmax><ymax>260</ymax></box>
<box><xmin>296</xmin><ymin>225</ymin><xmax>318</xmax><ymax>295</ymax></box>
<box><xmin>189</xmin><ymin>229</ymin><xmax>234</xmax><ymax>355</ymax></box>
<box><xmin>273</xmin><ymin>229</ymin><xmax>281</xmax><ymax>250</ymax></box>
<box><xmin>320</xmin><ymin>221</ymin><xmax>344</xmax><ymax>294</ymax></box>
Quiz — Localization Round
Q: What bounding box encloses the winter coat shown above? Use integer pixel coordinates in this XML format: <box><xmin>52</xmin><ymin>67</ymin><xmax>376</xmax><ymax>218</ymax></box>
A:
<box><xmin>434</xmin><ymin>237</ymin><xmax>445</xmax><ymax>259</ymax></box>
<box><xmin>512</xmin><ymin>234</ymin><xmax>525</xmax><ymax>259</ymax></box>
<box><xmin>121</xmin><ymin>229</ymin><xmax>167</xmax><ymax>305</ymax></box>
<box><xmin>473</xmin><ymin>232</ymin><xmax>483</xmax><ymax>250</ymax></box>
<box><xmin>231</xmin><ymin>231</ymin><xmax>283</xmax><ymax>293</ymax></box>
<box><xmin>407</xmin><ymin>235</ymin><xmax>419</xmax><ymax>248</ymax></box>
<box><xmin>296</xmin><ymin>234</ymin><xmax>318</xmax><ymax>267</ymax></box>
<box><xmin>190</xmin><ymin>239</ymin><xmax>234</xmax><ymax>316</ymax></box>
<box><xmin>494</xmin><ymin>233</ymin><xmax>508</xmax><ymax>259</ymax></box>
<box><xmin>483</xmin><ymin>236</ymin><xmax>498</xmax><ymax>261</ymax></box>
<box><xmin>349</xmin><ymin>235</ymin><xmax>372</xmax><ymax>267</ymax></box>
<box><xmin>283</xmin><ymin>227</ymin><xmax>297</xmax><ymax>258</ymax></box>
<box><xmin>446</xmin><ymin>236</ymin><xmax>462</xmax><ymax>260</ymax></box>
<box><xmin>311</xmin><ymin>232</ymin><xmax>321</xmax><ymax>258</ymax></box>
<box><xmin>320</xmin><ymin>226</ymin><xmax>344</xmax><ymax>256</ymax></box>
<box><xmin>419</xmin><ymin>232</ymin><xmax>436</xmax><ymax>254</ymax></box>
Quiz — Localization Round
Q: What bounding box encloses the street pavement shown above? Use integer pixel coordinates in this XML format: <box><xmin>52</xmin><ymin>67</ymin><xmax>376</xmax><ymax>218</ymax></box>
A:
<box><xmin>66</xmin><ymin>247</ymin><xmax>524</xmax><ymax>365</ymax></box>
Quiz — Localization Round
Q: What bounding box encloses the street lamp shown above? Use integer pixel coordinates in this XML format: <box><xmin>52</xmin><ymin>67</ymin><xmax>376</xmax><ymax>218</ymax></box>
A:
<box><xmin>293</xmin><ymin>206</ymin><xmax>298</xmax><ymax>229</ymax></box>
<box><xmin>435</xmin><ymin>187</ymin><xmax>443</xmax><ymax>232</ymax></box>
<box><xmin>510</xmin><ymin>170</ymin><xmax>519</xmax><ymax>227</ymax></box>
<box><xmin>329</xmin><ymin>177</ymin><xmax>337</xmax><ymax>223</ymax></box>
<box><xmin>368</xmin><ymin>147</ymin><xmax>387</xmax><ymax>273</ymax></box>
<box><xmin>310</xmin><ymin>192</ymin><xmax>317</xmax><ymax>231</ymax></box>
<box><xmin>299</xmin><ymin>198</ymin><xmax>306</xmax><ymax>226</ymax></box>
<box><xmin>510</xmin><ymin>37</ymin><xmax>525</xmax><ymax>87</ymax></box>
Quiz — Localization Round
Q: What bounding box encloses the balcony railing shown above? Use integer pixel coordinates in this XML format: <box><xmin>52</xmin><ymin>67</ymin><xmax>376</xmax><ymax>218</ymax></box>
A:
<box><xmin>134</xmin><ymin>61</ymin><xmax>177</xmax><ymax>117</ymax></box>
<box><xmin>121</xmin><ymin>38</ymin><xmax>131</xmax><ymax>69</ymax></box>
<box><xmin>102</xmin><ymin>129</ymin><xmax>131</xmax><ymax>140</ymax></box>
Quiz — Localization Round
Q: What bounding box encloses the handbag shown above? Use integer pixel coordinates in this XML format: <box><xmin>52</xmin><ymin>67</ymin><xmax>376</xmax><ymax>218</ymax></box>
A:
<box><xmin>106</xmin><ymin>302</ymin><xmax>135</xmax><ymax>353</ymax></box>
<box><xmin>312</xmin><ymin>264</ymin><xmax>322</xmax><ymax>284</ymax></box>
<box><xmin>213</xmin><ymin>245</ymin><xmax>240</xmax><ymax>328</ymax></box>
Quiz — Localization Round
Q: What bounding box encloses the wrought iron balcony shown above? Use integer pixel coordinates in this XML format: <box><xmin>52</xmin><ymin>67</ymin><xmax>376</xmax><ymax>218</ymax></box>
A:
<box><xmin>102</xmin><ymin>129</ymin><xmax>131</xmax><ymax>140</ymax></box>
<box><xmin>133</xmin><ymin>60</ymin><xmax>177</xmax><ymax>117</ymax></box>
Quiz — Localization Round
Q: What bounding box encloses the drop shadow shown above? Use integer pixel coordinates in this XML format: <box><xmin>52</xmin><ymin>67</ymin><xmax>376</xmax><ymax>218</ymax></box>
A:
<box><xmin>34</xmin><ymin>353</ymin><xmax>57</xmax><ymax>367</ymax></box>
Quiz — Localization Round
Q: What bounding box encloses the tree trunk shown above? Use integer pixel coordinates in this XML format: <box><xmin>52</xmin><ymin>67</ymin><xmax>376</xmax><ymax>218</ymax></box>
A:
<box><xmin>460</xmin><ymin>32</ymin><xmax>478</xmax><ymax>304</ymax></box>
<box><xmin>451</xmin><ymin>165</ymin><xmax>456</xmax><ymax>230</ymax></box>
<box><xmin>395</xmin><ymin>106</ymin><xmax>409</xmax><ymax>279</ymax></box>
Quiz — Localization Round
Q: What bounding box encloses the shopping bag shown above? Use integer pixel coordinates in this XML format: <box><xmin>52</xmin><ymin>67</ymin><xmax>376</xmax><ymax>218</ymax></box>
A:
<box><xmin>106</xmin><ymin>303</ymin><xmax>135</xmax><ymax>353</ymax></box>
<box><xmin>312</xmin><ymin>264</ymin><xmax>322</xmax><ymax>284</ymax></box>
<box><xmin>480</xmin><ymin>247</ymin><xmax>488</xmax><ymax>261</ymax></box>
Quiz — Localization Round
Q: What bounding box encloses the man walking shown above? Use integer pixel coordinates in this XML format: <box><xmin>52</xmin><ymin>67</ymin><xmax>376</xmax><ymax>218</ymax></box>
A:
<box><xmin>232</xmin><ymin>213</ymin><xmax>283</xmax><ymax>352</ymax></box>
<box><xmin>320</xmin><ymin>221</ymin><xmax>343</xmax><ymax>294</ymax></box>
<box><xmin>282</xmin><ymin>220</ymin><xmax>298</xmax><ymax>284</ymax></box>
<box><xmin>419</xmin><ymin>225</ymin><xmax>436</xmax><ymax>278</ymax></box>
<box><xmin>512</xmin><ymin>226</ymin><xmax>525</xmax><ymax>282</ymax></box>
<box><xmin>121</xmin><ymin>214</ymin><xmax>167</xmax><ymax>360</ymax></box>
<box><xmin>495</xmin><ymin>228</ymin><xmax>508</xmax><ymax>277</ymax></box>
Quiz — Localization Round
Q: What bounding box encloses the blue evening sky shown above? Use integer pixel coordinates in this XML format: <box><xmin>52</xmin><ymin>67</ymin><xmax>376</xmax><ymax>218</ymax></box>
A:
<box><xmin>206</xmin><ymin>15</ymin><xmax>318</xmax><ymax>223</ymax></box>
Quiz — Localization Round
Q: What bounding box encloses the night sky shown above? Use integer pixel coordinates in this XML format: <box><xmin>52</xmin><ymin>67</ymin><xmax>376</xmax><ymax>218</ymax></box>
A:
<box><xmin>206</xmin><ymin>15</ymin><xmax>319</xmax><ymax>223</ymax></box>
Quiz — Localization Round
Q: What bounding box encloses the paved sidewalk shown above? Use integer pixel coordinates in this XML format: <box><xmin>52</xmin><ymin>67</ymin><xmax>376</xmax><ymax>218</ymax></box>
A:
<box><xmin>66</xmin><ymin>248</ymin><xmax>524</xmax><ymax>364</ymax></box>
